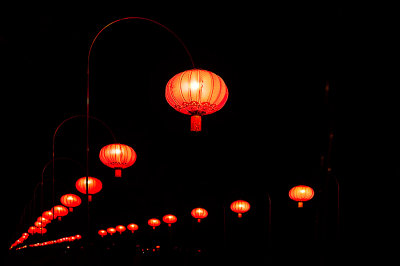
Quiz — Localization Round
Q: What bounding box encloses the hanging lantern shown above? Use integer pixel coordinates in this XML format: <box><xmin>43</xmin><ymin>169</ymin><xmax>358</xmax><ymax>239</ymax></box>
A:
<box><xmin>148</xmin><ymin>218</ymin><xmax>161</xmax><ymax>230</ymax></box>
<box><xmin>191</xmin><ymin>207</ymin><xmax>208</xmax><ymax>223</ymax></box>
<box><xmin>107</xmin><ymin>227</ymin><xmax>116</xmax><ymax>235</ymax></box>
<box><xmin>42</xmin><ymin>210</ymin><xmax>56</xmax><ymax>221</ymax></box>
<box><xmin>28</xmin><ymin>226</ymin><xmax>37</xmax><ymax>235</ymax></box>
<box><xmin>289</xmin><ymin>185</ymin><xmax>315</xmax><ymax>208</ymax></box>
<box><xmin>166</xmin><ymin>69</ymin><xmax>229</xmax><ymax>131</ymax></box>
<box><xmin>116</xmin><ymin>225</ymin><xmax>126</xmax><ymax>234</ymax></box>
<box><xmin>99</xmin><ymin>143</ymin><xmax>137</xmax><ymax>177</ymax></box>
<box><xmin>60</xmin><ymin>194</ymin><xmax>82</xmax><ymax>212</ymax></box>
<box><xmin>127</xmin><ymin>223</ymin><xmax>139</xmax><ymax>233</ymax></box>
<box><xmin>34</xmin><ymin>221</ymin><xmax>44</xmax><ymax>228</ymax></box>
<box><xmin>75</xmin><ymin>176</ymin><xmax>102</xmax><ymax>201</ymax></box>
<box><xmin>51</xmin><ymin>205</ymin><xmax>68</xmax><ymax>221</ymax></box>
<box><xmin>162</xmin><ymin>214</ymin><xmax>177</xmax><ymax>227</ymax></box>
<box><xmin>36</xmin><ymin>216</ymin><xmax>51</xmax><ymax>226</ymax></box>
<box><xmin>230</xmin><ymin>200</ymin><xmax>251</xmax><ymax>218</ymax></box>
<box><xmin>98</xmin><ymin>230</ymin><xmax>107</xmax><ymax>237</ymax></box>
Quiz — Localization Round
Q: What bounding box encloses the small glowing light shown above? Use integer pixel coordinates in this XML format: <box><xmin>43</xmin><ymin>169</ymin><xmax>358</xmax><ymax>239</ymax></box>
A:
<box><xmin>300</xmin><ymin>189</ymin><xmax>305</xmax><ymax>193</ymax></box>
<box><xmin>190</xmin><ymin>81</ymin><xmax>200</xmax><ymax>91</ymax></box>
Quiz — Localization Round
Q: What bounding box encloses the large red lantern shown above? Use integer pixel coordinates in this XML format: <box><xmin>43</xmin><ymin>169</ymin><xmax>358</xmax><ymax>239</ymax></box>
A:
<box><xmin>60</xmin><ymin>194</ymin><xmax>82</xmax><ymax>212</ymax></box>
<box><xmin>148</xmin><ymin>218</ymin><xmax>161</xmax><ymax>230</ymax></box>
<box><xmin>191</xmin><ymin>207</ymin><xmax>208</xmax><ymax>223</ymax></box>
<box><xmin>98</xmin><ymin>229</ymin><xmax>107</xmax><ymax>237</ymax></box>
<box><xmin>162</xmin><ymin>214</ymin><xmax>177</xmax><ymax>227</ymax></box>
<box><xmin>230</xmin><ymin>200</ymin><xmax>251</xmax><ymax>218</ymax></box>
<box><xmin>99</xmin><ymin>143</ymin><xmax>137</xmax><ymax>177</ymax></box>
<box><xmin>51</xmin><ymin>205</ymin><xmax>68</xmax><ymax>221</ymax></box>
<box><xmin>289</xmin><ymin>185</ymin><xmax>315</xmax><ymax>208</ymax></box>
<box><xmin>166</xmin><ymin>69</ymin><xmax>229</xmax><ymax>131</ymax></box>
<box><xmin>107</xmin><ymin>227</ymin><xmax>116</xmax><ymax>235</ymax></box>
<box><xmin>127</xmin><ymin>223</ymin><xmax>139</xmax><ymax>233</ymax></box>
<box><xmin>75</xmin><ymin>176</ymin><xmax>102</xmax><ymax>201</ymax></box>
<box><xmin>116</xmin><ymin>225</ymin><xmax>126</xmax><ymax>234</ymax></box>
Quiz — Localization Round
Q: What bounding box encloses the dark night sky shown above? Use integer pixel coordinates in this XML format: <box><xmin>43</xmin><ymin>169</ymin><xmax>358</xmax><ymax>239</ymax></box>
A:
<box><xmin>1</xmin><ymin>4</ymin><xmax>394</xmax><ymax>265</ymax></box>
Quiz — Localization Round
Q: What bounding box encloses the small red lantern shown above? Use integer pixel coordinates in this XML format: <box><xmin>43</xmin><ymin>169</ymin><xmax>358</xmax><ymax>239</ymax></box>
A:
<box><xmin>162</xmin><ymin>214</ymin><xmax>177</xmax><ymax>227</ymax></box>
<box><xmin>98</xmin><ymin>230</ymin><xmax>107</xmax><ymax>237</ymax></box>
<box><xmin>36</xmin><ymin>217</ymin><xmax>50</xmax><ymax>226</ymax></box>
<box><xmin>289</xmin><ymin>185</ymin><xmax>315</xmax><ymax>208</ymax></box>
<box><xmin>191</xmin><ymin>207</ymin><xmax>208</xmax><ymax>223</ymax></box>
<box><xmin>127</xmin><ymin>223</ymin><xmax>139</xmax><ymax>233</ymax></box>
<box><xmin>148</xmin><ymin>218</ymin><xmax>161</xmax><ymax>230</ymax></box>
<box><xmin>116</xmin><ymin>225</ymin><xmax>126</xmax><ymax>234</ymax></box>
<box><xmin>28</xmin><ymin>226</ymin><xmax>37</xmax><ymax>235</ymax></box>
<box><xmin>99</xmin><ymin>143</ymin><xmax>137</xmax><ymax>177</ymax></box>
<box><xmin>42</xmin><ymin>210</ymin><xmax>56</xmax><ymax>221</ymax></box>
<box><xmin>60</xmin><ymin>194</ymin><xmax>82</xmax><ymax>212</ymax></box>
<box><xmin>75</xmin><ymin>234</ymin><xmax>82</xmax><ymax>240</ymax></box>
<box><xmin>75</xmin><ymin>176</ymin><xmax>102</xmax><ymax>201</ymax></box>
<box><xmin>230</xmin><ymin>200</ymin><xmax>251</xmax><ymax>218</ymax></box>
<box><xmin>51</xmin><ymin>205</ymin><xmax>68</xmax><ymax>221</ymax></box>
<box><xmin>107</xmin><ymin>227</ymin><xmax>116</xmax><ymax>235</ymax></box>
<box><xmin>166</xmin><ymin>69</ymin><xmax>229</xmax><ymax>132</ymax></box>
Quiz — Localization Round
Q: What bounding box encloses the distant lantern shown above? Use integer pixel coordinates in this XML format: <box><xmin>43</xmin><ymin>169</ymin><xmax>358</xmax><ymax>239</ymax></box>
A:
<box><xmin>28</xmin><ymin>226</ymin><xmax>37</xmax><ymax>235</ymax></box>
<box><xmin>51</xmin><ymin>205</ymin><xmax>68</xmax><ymax>221</ymax></box>
<box><xmin>107</xmin><ymin>227</ymin><xmax>116</xmax><ymax>235</ymax></box>
<box><xmin>166</xmin><ymin>69</ymin><xmax>229</xmax><ymax>132</ymax></box>
<box><xmin>42</xmin><ymin>210</ymin><xmax>56</xmax><ymax>221</ymax></box>
<box><xmin>230</xmin><ymin>200</ymin><xmax>251</xmax><ymax>218</ymax></box>
<box><xmin>191</xmin><ymin>207</ymin><xmax>208</xmax><ymax>223</ymax></box>
<box><xmin>148</xmin><ymin>218</ymin><xmax>161</xmax><ymax>230</ymax></box>
<box><xmin>60</xmin><ymin>194</ymin><xmax>82</xmax><ymax>212</ymax></box>
<box><xmin>162</xmin><ymin>214</ymin><xmax>177</xmax><ymax>227</ymax></box>
<box><xmin>75</xmin><ymin>176</ymin><xmax>102</xmax><ymax>201</ymax></box>
<box><xmin>36</xmin><ymin>216</ymin><xmax>50</xmax><ymax>226</ymax></box>
<box><xmin>127</xmin><ymin>223</ymin><xmax>139</xmax><ymax>233</ymax></box>
<box><xmin>116</xmin><ymin>225</ymin><xmax>126</xmax><ymax>234</ymax></box>
<box><xmin>34</xmin><ymin>221</ymin><xmax>43</xmax><ymax>228</ymax></box>
<box><xmin>98</xmin><ymin>230</ymin><xmax>107</xmax><ymax>237</ymax></box>
<box><xmin>99</xmin><ymin>143</ymin><xmax>137</xmax><ymax>177</ymax></box>
<box><xmin>289</xmin><ymin>185</ymin><xmax>315</xmax><ymax>208</ymax></box>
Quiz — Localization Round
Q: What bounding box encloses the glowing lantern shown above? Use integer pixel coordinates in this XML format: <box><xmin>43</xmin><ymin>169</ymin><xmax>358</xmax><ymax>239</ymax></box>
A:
<box><xmin>75</xmin><ymin>176</ymin><xmax>102</xmax><ymax>201</ymax></box>
<box><xmin>99</xmin><ymin>144</ymin><xmax>137</xmax><ymax>177</ymax></box>
<box><xmin>107</xmin><ymin>227</ymin><xmax>116</xmax><ymax>235</ymax></box>
<box><xmin>230</xmin><ymin>200</ymin><xmax>251</xmax><ymax>218</ymax></box>
<box><xmin>28</xmin><ymin>226</ymin><xmax>37</xmax><ymax>235</ymax></box>
<box><xmin>116</xmin><ymin>225</ymin><xmax>126</xmax><ymax>234</ymax></box>
<box><xmin>42</xmin><ymin>210</ymin><xmax>56</xmax><ymax>221</ymax></box>
<box><xmin>60</xmin><ymin>194</ymin><xmax>82</xmax><ymax>212</ymax></box>
<box><xmin>75</xmin><ymin>234</ymin><xmax>82</xmax><ymax>240</ymax></box>
<box><xmin>162</xmin><ymin>214</ymin><xmax>177</xmax><ymax>227</ymax></box>
<box><xmin>98</xmin><ymin>230</ymin><xmax>107</xmax><ymax>237</ymax></box>
<box><xmin>148</xmin><ymin>218</ymin><xmax>161</xmax><ymax>229</ymax></box>
<box><xmin>166</xmin><ymin>69</ymin><xmax>229</xmax><ymax>131</ymax></box>
<box><xmin>34</xmin><ymin>221</ymin><xmax>43</xmax><ymax>228</ymax></box>
<box><xmin>36</xmin><ymin>217</ymin><xmax>50</xmax><ymax>226</ymax></box>
<box><xmin>191</xmin><ymin>207</ymin><xmax>208</xmax><ymax>223</ymax></box>
<box><xmin>289</xmin><ymin>185</ymin><xmax>315</xmax><ymax>208</ymax></box>
<box><xmin>51</xmin><ymin>205</ymin><xmax>68</xmax><ymax>221</ymax></box>
<box><xmin>127</xmin><ymin>223</ymin><xmax>139</xmax><ymax>233</ymax></box>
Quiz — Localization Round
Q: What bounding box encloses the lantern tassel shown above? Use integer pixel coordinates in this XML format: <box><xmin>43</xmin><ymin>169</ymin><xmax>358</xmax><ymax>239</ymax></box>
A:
<box><xmin>191</xmin><ymin>115</ymin><xmax>201</xmax><ymax>131</ymax></box>
<box><xmin>197</xmin><ymin>218</ymin><xmax>201</xmax><ymax>223</ymax></box>
<box><xmin>88</xmin><ymin>195</ymin><xmax>92</xmax><ymax>202</ymax></box>
<box><xmin>298</xmin><ymin>202</ymin><xmax>303</xmax><ymax>208</ymax></box>
<box><xmin>69</xmin><ymin>207</ymin><xmax>73</xmax><ymax>212</ymax></box>
<box><xmin>115</xmin><ymin>168</ymin><xmax>122</xmax><ymax>177</ymax></box>
<box><xmin>238</xmin><ymin>213</ymin><xmax>242</xmax><ymax>218</ymax></box>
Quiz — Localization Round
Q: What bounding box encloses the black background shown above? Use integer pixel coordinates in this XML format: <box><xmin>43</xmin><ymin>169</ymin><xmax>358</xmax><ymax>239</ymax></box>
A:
<box><xmin>1</xmin><ymin>3</ymin><xmax>395</xmax><ymax>266</ymax></box>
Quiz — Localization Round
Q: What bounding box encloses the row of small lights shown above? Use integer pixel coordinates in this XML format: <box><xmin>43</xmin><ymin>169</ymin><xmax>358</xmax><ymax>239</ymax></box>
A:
<box><xmin>12</xmin><ymin>234</ymin><xmax>82</xmax><ymax>250</ymax></box>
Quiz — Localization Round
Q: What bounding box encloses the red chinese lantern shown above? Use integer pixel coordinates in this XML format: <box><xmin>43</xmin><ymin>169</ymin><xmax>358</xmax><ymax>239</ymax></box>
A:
<box><xmin>99</xmin><ymin>143</ymin><xmax>137</xmax><ymax>177</ymax></box>
<box><xmin>166</xmin><ymin>69</ymin><xmax>229</xmax><ymax>131</ymax></box>
<box><xmin>148</xmin><ymin>218</ymin><xmax>161</xmax><ymax>230</ymax></box>
<box><xmin>42</xmin><ymin>210</ymin><xmax>56</xmax><ymax>221</ymax></box>
<box><xmin>75</xmin><ymin>176</ymin><xmax>102</xmax><ymax>201</ymax></box>
<box><xmin>36</xmin><ymin>216</ymin><xmax>50</xmax><ymax>226</ymax></box>
<box><xmin>98</xmin><ymin>230</ymin><xmax>107</xmax><ymax>237</ymax></box>
<box><xmin>191</xmin><ymin>207</ymin><xmax>208</xmax><ymax>223</ymax></box>
<box><xmin>162</xmin><ymin>214</ymin><xmax>177</xmax><ymax>227</ymax></box>
<box><xmin>230</xmin><ymin>200</ymin><xmax>251</xmax><ymax>218</ymax></box>
<box><xmin>60</xmin><ymin>194</ymin><xmax>82</xmax><ymax>212</ymax></box>
<box><xmin>28</xmin><ymin>226</ymin><xmax>37</xmax><ymax>235</ymax></box>
<box><xmin>289</xmin><ymin>185</ymin><xmax>315</xmax><ymax>208</ymax></box>
<box><xmin>34</xmin><ymin>221</ymin><xmax>43</xmax><ymax>228</ymax></box>
<box><xmin>107</xmin><ymin>227</ymin><xmax>116</xmax><ymax>235</ymax></box>
<box><xmin>127</xmin><ymin>223</ymin><xmax>139</xmax><ymax>233</ymax></box>
<box><xmin>51</xmin><ymin>205</ymin><xmax>68</xmax><ymax>220</ymax></box>
<box><xmin>116</xmin><ymin>225</ymin><xmax>126</xmax><ymax>234</ymax></box>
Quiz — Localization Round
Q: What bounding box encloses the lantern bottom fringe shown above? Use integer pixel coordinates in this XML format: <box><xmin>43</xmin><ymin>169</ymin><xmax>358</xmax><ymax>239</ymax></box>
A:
<box><xmin>298</xmin><ymin>202</ymin><xmax>303</xmax><ymax>208</ymax></box>
<box><xmin>191</xmin><ymin>115</ymin><xmax>202</xmax><ymax>131</ymax></box>
<box><xmin>115</xmin><ymin>169</ymin><xmax>122</xmax><ymax>177</ymax></box>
